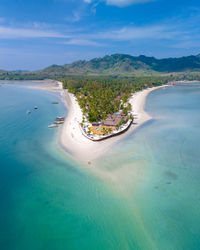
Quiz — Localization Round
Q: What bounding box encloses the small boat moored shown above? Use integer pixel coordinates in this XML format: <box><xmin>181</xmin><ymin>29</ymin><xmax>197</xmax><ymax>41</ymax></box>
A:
<box><xmin>26</xmin><ymin>110</ymin><xmax>31</xmax><ymax>115</ymax></box>
<box><xmin>48</xmin><ymin>116</ymin><xmax>65</xmax><ymax>129</ymax></box>
<box><xmin>56</xmin><ymin>116</ymin><xmax>65</xmax><ymax>121</ymax></box>
<box><xmin>55</xmin><ymin>121</ymin><xmax>64</xmax><ymax>125</ymax></box>
<box><xmin>52</xmin><ymin>102</ymin><xmax>59</xmax><ymax>104</ymax></box>
<box><xmin>34</xmin><ymin>106</ymin><xmax>38</xmax><ymax>110</ymax></box>
<box><xmin>48</xmin><ymin>124</ymin><xmax>57</xmax><ymax>128</ymax></box>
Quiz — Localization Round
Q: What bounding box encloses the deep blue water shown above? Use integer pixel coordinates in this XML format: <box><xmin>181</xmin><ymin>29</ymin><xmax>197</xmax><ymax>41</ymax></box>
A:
<box><xmin>0</xmin><ymin>82</ymin><xmax>200</xmax><ymax>250</ymax></box>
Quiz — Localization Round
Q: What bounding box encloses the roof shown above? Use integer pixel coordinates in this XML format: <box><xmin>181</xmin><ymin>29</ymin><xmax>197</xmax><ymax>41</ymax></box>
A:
<box><xmin>102</xmin><ymin>112</ymin><xmax>128</xmax><ymax>126</ymax></box>
<box><xmin>102</xmin><ymin>116</ymin><xmax>121</xmax><ymax>126</ymax></box>
<box><xmin>92</xmin><ymin>121</ymin><xmax>100</xmax><ymax>126</ymax></box>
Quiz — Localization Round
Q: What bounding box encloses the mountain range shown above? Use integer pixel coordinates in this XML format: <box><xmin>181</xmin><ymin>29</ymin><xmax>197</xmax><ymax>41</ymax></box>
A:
<box><xmin>1</xmin><ymin>53</ymin><xmax>200</xmax><ymax>80</ymax></box>
<box><xmin>42</xmin><ymin>54</ymin><xmax>200</xmax><ymax>75</ymax></box>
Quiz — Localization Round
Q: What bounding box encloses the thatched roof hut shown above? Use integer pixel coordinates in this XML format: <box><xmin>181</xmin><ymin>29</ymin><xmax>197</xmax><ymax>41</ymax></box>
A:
<box><xmin>102</xmin><ymin>112</ymin><xmax>127</xmax><ymax>127</ymax></box>
<box><xmin>92</xmin><ymin>121</ymin><xmax>101</xmax><ymax>126</ymax></box>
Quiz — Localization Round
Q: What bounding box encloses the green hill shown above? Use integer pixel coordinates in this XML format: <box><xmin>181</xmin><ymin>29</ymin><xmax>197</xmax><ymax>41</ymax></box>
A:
<box><xmin>1</xmin><ymin>53</ymin><xmax>200</xmax><ymax>80</ymax></box>
<box><xmin>42</xmin><ymin>53</ymin><xmax>200</xmax><ymax>75</ymax></box>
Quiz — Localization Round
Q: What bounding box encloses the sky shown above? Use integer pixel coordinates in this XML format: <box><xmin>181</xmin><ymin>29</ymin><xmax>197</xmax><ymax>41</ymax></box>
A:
<box><xmin>0</xmin><ymin>0</ymin><xmax>200</xmax><ymax>70</ymax></box>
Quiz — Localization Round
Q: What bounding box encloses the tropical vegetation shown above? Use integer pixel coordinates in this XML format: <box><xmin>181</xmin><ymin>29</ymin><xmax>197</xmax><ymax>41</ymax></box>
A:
<box><xmin>62</xmin><ymin>77</ymin><xmax>169</xmax><ymax>122</ymax></box>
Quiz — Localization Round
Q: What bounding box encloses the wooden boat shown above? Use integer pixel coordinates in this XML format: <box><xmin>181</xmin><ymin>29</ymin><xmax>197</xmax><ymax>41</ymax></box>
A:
<box><xmin>56</xmin><ymin>117</ymin><xmax>65</xmax><ymax>121</ymax></box>
<box><xmin>55</xmin><ymin>121</ymin><xmax>64</xmax><ymax>125</ymax></box>
<box><xmin>52</xmin><ymin>102</ymin><xmax>59</xmax><ymax>104</ymax></box>
<box><xmin>48</xmin><ymin>124</ymin><xmax>57</xmax><ymax>128</ymax></box>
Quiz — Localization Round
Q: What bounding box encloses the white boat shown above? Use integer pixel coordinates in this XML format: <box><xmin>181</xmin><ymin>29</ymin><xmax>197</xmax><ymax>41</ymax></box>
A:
<box><xmin>34</xmin><ymin>106</ymin><xmax>38</xmax><ymax>110</ymax></box>
<box><xmin>48</xmin><ymin>124</ymin><xmax>57</xmax><ymax>128</ymax></box>
<box><xmin>26</xmin><ymin>110</ymin><xmax>31</xmax><ymax>114</ymax></box>
<box><xmin>55</xmin><ymin>121</ymin><xmax>64</xmax><ymax>125</ymax></box>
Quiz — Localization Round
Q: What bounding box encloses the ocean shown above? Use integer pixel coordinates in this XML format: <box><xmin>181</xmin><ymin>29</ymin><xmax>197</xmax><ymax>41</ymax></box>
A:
<box><xmin>0</xmin><ymin>82</ymin><xmax>200</xmax><ymax>250</ymax></box>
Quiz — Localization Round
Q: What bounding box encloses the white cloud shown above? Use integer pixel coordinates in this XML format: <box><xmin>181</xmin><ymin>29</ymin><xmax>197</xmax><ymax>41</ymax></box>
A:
<box><xmin>62</xmin><ymin>38</ymin><xmax>103</xmax><ymax>46</ymax></box>
<box><xmin>72</xmin><ymin>12</ymin><xmax>81</xmax><ymax>22</ymax></box>
<box><xmin>0</xmin><ymin>25</ymin><xmax>68</xmax><ymax>39</ymax></box>
<box><xmin>0</xmin><ymin>22</ymin><xmax>183</xmax><ymax>46</ymax></box>
<box><xmin>65</xmin><ymin>11</ymin><xmax>81</xmax><ymax>22</ymax></box>
<box><xmin>84</xmin><ymin>0</ymin><xmax>154</xmax><ymax>7</ymax></box>
<box><xmin>106</xmin><ymin>0</ymin><xmax>154</xmax><ymax>7</ymax></box>
<box><xmin>87</xmin><ymin>25</ymin><xmax>179</xmax><ymax>41</ymax></box>
<box><xmin>58</xmin><ymin>24</ymin><xmax>180</xmax><ymax>47</ymax></box>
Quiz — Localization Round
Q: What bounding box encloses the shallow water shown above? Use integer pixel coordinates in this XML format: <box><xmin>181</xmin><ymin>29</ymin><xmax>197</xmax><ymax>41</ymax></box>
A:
<box><xmin>0</xmin><ymin>83</ymin><xmax>200</xmax><ymax>250</ymax></box>
<box><xmin>97</xmin><ymin>85</ymin><xmax>200</xmax><ymax>249</ymax></box>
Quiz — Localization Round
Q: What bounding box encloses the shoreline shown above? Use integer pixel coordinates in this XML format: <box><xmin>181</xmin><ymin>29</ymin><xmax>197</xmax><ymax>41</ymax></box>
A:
<box><xmin>0</xmin><ymin>79</ymin><xmax>64</xmax><ymax>92</ymax></box>
<box><xmin>59</xmin><ymin>84</ymin><xmax>169</xmax><ymax>163</ymax></box>
<box><xmin>4</xmin><ymin>79</ymin><xmax>198</xmax><ymax>163</ymax></box>
<box><xmin>0</xmin><ymin>79</ymin><xmax>169</xmax><ymax>163</ymax></box>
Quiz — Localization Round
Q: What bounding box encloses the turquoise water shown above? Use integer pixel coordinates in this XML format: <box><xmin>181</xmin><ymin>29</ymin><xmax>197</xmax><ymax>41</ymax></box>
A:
<box><xmin>0</xmin><ymin>83</ymin><xmax>200</xmax><ymax>249</ymax></box>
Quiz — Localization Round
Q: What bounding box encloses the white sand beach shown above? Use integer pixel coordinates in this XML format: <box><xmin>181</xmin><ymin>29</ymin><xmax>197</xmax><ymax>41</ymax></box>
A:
<box><xmin>59</xmin><ymin>84</ymin><xmax>168</xmax><ymax>163</ymax></box>
<box><xmin>15</xmin><ymin>79</ymin><xmax>168</xmax><ymax>163</ymax></box>
<box><xmin>28</xmin><ymin>79</ymin><xmax>63</xmax><ymax>91</ymax></box>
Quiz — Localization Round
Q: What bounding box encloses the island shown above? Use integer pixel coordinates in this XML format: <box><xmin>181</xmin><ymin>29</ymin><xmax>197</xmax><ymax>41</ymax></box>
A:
<box><xmin>65</xmin><ymin>79</ymin><xmax>134</xmax><ymax>141</ymax></box>
<box><xmin>59</xmin><ymin>78</ymin><xmax>169</xmax><ymax>162</ymax></box>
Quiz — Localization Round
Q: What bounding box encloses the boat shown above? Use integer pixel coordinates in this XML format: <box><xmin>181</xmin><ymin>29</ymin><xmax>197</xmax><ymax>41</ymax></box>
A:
<box><xmin>26</xmin><ymin>110</ymin><xmax>31</xmax><ymax>115</ymax></box>
<box><xmin>55</xmin><ymin>121</ymin><xmax>64</xmax><ymax>125</ymax></box>
<box><xmin>34</xmin><ymin>106</ymin><xmax>38</xmax><ymax>110</ymax></box>
<box><xmin>48</xmin><ymin>124</ymin><xmax>57</xmax><ymax>128</ymax></box>
<box><xmin>56</xmin><ymin>116</ymin><xmax>65</xmax><ymax>121</ymax></box>
<box><xmin>52</xmin><ymin>102</ymin><xmax>59</xmax><ymax>104</ymax></box>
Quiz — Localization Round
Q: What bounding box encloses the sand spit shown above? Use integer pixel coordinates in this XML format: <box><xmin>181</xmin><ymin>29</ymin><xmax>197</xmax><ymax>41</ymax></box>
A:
<box><xmin>60</xmin><ymin>85</ymin><xmax>169</xmax><ymax>163</ymax></box>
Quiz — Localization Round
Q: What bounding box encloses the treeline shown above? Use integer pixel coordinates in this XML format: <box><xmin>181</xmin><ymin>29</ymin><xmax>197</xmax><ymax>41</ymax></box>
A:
<box><xmin>62</xmin><ymin>76</ymin><xmax>171</xmax><ymax>92</ymax></box>
<box><xmin>1</xmin><ymin>68</ymin><xmax>200</xmax><ymax>81</ymax></box>
<box><xmin>0</xmin><ymin>72</ymin><xmax>46</xmax><ymax>80</ymax></box>
<box><xmin>62</xmin><ymin>76</ymin><xmax>171</xmax><ymax>122</ymax></box>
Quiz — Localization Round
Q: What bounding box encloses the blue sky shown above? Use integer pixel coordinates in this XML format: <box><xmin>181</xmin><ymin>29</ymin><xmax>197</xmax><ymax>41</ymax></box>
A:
<box><xmin>0</xmin><ymin>0</ymin><xmax>200</xmax><ymax>70</ymax></box>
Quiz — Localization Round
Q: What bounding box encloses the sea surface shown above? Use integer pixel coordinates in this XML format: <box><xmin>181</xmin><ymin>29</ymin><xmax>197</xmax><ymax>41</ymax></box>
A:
<box><xmin>0</xmin><ymin>82</ymin><xmax>200</xmax><ymax>250</ymax></box>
